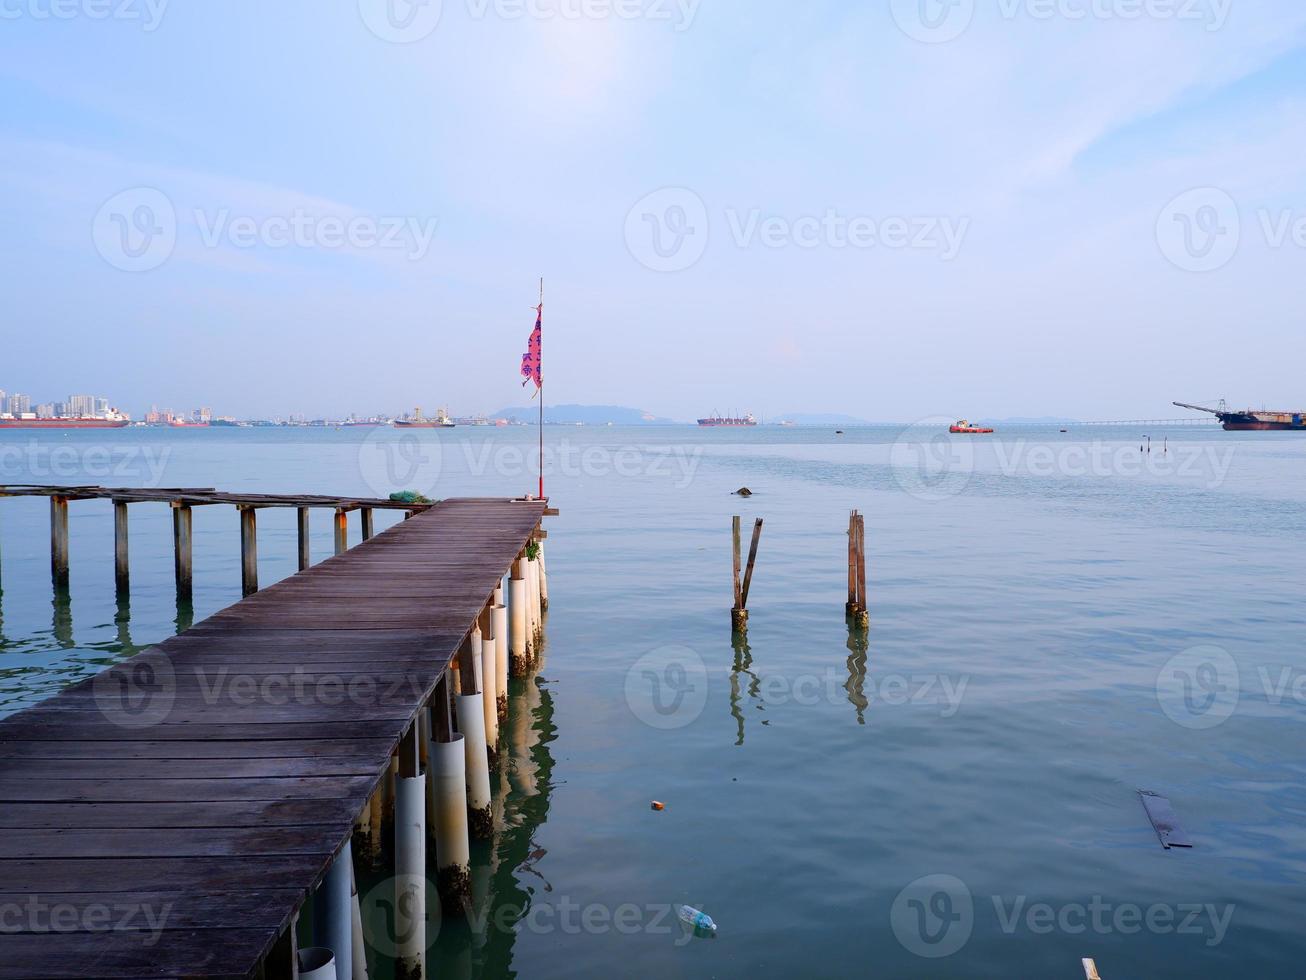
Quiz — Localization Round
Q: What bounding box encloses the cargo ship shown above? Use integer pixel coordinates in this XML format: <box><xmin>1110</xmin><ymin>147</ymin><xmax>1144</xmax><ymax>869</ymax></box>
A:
<box><xmin>0</xmin><ymin>415</ymin><xmax>130</xmax><ymax>429</ymax></box>
<box><xmin>1175</xmin><ymin>401</ymin><xmax>1306</xmax><ymax>431</ymax></box>
<box><xmin>698</xmin><ymin>413</ymin><xmax>757</xmax><ymax>427</ymax></box>
<box><xmin>169</xmin><ymin>419</ymin><xmax>209</xmax><ymax>428</ymax></box>
<box><xmin>950</xmin><ymin>420</ymin><xmax>994</xmax><ymax>434</ymax></box>
<box><xmin>394</xmin><ymin>407</ymin><xmax>455</xmax><ymax>429</ymax></box>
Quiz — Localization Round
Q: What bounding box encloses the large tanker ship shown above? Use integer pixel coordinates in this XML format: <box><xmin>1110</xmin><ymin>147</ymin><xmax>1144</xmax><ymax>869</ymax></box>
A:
<box><xmin>1175</xmin><ymin>401</ymin><xmax>1306</xmax><ymax>431</ymax></box>
<box><xmin>0</xmin><ymin>415</ymin><xmax>130</xmax><ymax>429</ymax></box>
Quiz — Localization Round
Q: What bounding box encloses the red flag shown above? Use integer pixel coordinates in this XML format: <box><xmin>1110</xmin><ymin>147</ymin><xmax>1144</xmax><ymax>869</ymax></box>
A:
<box><xmin>521</xmin><ymin>306</ymin><xmax>542</xmax><ymax>390</ymax></box>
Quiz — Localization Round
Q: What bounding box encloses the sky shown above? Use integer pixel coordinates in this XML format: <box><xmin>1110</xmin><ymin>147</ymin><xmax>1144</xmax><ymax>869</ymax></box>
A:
<box><xmin>2</xmin><ymin>0</ymin><xmax>1305</xmax><ymax>422</ymax></box>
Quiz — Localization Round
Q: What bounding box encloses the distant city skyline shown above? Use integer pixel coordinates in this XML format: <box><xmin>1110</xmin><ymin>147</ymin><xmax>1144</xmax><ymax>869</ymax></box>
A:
<box><xmin>3</xmin><ymin>5</ymin><xmax>1305</xmax><ymax>421</ymax></box>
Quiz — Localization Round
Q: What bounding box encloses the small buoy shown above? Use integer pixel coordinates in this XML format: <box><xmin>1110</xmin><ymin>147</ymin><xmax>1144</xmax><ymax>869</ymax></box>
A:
<box><xmin>650</xmin><ymin>801</ymin><xmax>665</xmax><ymax>811</ymax></box>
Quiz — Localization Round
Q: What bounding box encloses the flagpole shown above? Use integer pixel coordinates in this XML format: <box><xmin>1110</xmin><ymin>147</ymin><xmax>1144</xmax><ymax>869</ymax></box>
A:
<box><xmin>538</xmin><ymin>276</ymin><xmax>544</xmax><ymax>500</ymax></box>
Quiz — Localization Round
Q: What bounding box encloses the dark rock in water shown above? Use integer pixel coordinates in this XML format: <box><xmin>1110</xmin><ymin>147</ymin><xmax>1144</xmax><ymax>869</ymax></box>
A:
<box><xmin>735</xmin><ymin>487</ymin><xmax>753</xmax><ymax>497</ymax></box>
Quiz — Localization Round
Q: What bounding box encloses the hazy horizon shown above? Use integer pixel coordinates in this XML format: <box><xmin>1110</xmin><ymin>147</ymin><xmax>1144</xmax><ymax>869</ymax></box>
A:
<box><xmin>3</xmin><ymin>2</ymin><xmax>1305</xmax><ymax>421</ymax></box>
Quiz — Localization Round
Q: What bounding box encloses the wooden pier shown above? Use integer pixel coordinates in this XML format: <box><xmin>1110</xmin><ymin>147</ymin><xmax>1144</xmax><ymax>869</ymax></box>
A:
<box><xmin>0</xmin><ymin>492</ymin><xmax>551</xmax><ymax>979</ymax></box>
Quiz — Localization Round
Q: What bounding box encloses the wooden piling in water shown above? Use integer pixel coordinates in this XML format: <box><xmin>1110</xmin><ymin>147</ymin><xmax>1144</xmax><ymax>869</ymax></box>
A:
<box><xmin>457</xmin><ymin>630</ymin><xmax>493</xmax><ymax>840</ymax></box>
<box><xmin>846</xmin><ymin>510</ymin><xmax>869</xmax><ymax>628</ymax></box>
<box><xmin>49</xmin><ymin>495</ymin><xmax>69</xmax><ymax>588</ymax></box>
<box><xmin>732</xmin><ymin>516</ymin><xmax>762</xmax><ymax>631</ymax></box>
<box><xmin>113</xmin><ymin>499</ymin><xmax>129</xmax><ymax>593</ymax></box>
<box><xmin>239</xmin><ymin>505</ymin><xmax>259</xmax><ymax>596</ymax></box>
<box><xmin>173</xmin><ymin>502</ymin><xmax>193</xmax><ymax>599</ymax></box>
<box><xmin>298</xmin><ymin>506</ymin><xmax>311</xmax><ymax>571</ymax></box>
<box><xmin>360</xmin><ymin>507</ymin><xmax>374</xmax><ymax>541</ymax></box>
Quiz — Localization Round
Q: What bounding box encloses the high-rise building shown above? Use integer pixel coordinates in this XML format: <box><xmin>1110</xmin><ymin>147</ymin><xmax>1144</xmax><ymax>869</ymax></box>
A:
<box><xmin>66</xmin><ymin>394</ymin><xmax>96</xmax><ymax>417</ymax></box>
<box><xmin>34</xmin><ymin>403</ymin><xmax>56</xmax><ymax>418</ymax></box>
<box><xmin>94</xmin><ymin>397</ymin><xmax>110</xmax><ymax>416</ymax></box>
<box><xmin>6</xmin><ymin>393</ymin><xmax>31</xmax><ymax>415</ymax></box>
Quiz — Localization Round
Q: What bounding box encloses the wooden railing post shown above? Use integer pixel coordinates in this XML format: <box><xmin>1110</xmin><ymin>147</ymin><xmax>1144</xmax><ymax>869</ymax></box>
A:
<box><xmin>113</xmin><ymin>499</ymin><xmax>129</xmax><ymax>593</ymax></box>
<box><xmin>334</xmin><ymin>508</ymin><xmax>348</xmax><ymax>557</ymax></box>
<box><xmin>239</xmin><ymin>505</ymin><xmax>258</xmax><ymax>596</ymax></box>
<box><xmin>297</xmin><ymin>507</ymin><xmax>310</xmax><ymax>571</ymax></box>
<box><xmin>173</xmin><ymin>503</ymin><xmax>193</xmax><ymax>600</ymax></box>
<box><xmin>50</xmin><ymin>496</ymin><xmax>69</xmax><ymax>589</ymax></box>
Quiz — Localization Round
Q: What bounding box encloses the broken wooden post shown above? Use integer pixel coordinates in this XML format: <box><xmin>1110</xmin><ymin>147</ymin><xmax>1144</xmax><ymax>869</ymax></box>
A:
<box><xmin>297</xmin><ymin>507</ymin><xmax>310</xmax><ymax>571</ymax></box>
<box><xmin>113</xmin><ymin>499</ymin><xmax>129</xmax><ymax>593</ymax></box>
<box><xmin>50</xmin><ymin>495</ymin><xmax>69</xmax><ymax>588</ymax></box>
<box><xmin>239</xmin><ymin>505</ymin><xmax>258</xmax><ymax>596</ymax></box>
<box><xmin>732</xmin><ymin>516</ymin><xmax>762</xmax><ymax>631</ymax></box>
<box><xmin>173</xmin><ymin>503</ymin><xmax>193</xmax><ymax>600</ymax></box>
<box><xmin>333</xmin><ymin>508</ymin><xmax>348</xmax><ymax>557</ymax></box>
<box><xmin>846</xmin><ymin>510</ymin><xmax>869</xmax><ymax>628</ymax></box>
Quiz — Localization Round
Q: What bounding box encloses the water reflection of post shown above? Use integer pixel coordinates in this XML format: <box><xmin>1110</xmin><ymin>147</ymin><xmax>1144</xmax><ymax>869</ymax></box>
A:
<box><xmin>729</xmin><ymin>633</ymin><xmax>763</xmax><ymax>746</ymax></box>
<box><xmin>845</xmin><ymin>628</ymin><xmax>869</xmax><ymax>725</ymax></box>
<box><xmin>52</xmin><ymin>585</ymin><xmax>74</xmax><ymax>649</ymax></box>
<box><xmin>464</xmin><ymin>648</ymin><xmax>557</xmax><ymax>980</ymax></box>
<box><xmin>174</xmin><ymin>598</ymin><xmax>194</xmax><ymax>635</ymax></box>
<box><xmin>114</xmin><ymin>594</ymin><xmax>134</xmax><ymax>653</ymax></box>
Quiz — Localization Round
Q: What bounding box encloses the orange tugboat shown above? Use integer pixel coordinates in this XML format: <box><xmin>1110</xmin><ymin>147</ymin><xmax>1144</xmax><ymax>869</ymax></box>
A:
<box><xmin>949</xmin><ymin>419</ymin><xmax>994</xmax><ymax>434</ymax></box>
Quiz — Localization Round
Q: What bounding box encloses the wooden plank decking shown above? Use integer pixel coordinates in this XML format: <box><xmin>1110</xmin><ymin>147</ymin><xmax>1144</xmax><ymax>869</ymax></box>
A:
<box><xmin>0</xmin><ymin>497</ymin><xmax>547</xmax><ymax>979</ymax></box>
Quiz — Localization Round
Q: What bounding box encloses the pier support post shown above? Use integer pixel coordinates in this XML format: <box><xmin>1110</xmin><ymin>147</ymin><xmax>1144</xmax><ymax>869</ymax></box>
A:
<box><xmin>509</xmin><ymin>560</ymin><xmax>528</xmax><ymax>676</ymax></box>
<box><xmin>334</xmin><ymin>508</ymin><xmax>348</xmax><ymax>557</ymax></box>
<box><xmin>457</xmin><ymin>631</ymin><xmax>493</xmax><ymax>840</ymax></box>
<box><xmin>313</xmin><ymin>839</ymin><xmax>354</xmax><ymax>980</ymax></box>
<box><xmin>354</xmin><ymin>782</ymin><xmax>383</xmax><ymax>871</ymax></box>
<box><xmin>113</xmin><ymin>499</ymin><xmax>129</xmax><ymax>594</ymax></box>
<box><xmin>493</xmin><ymin>599</ymin><xmax>508</xmax><ymax>721</ymax></box>
<box><xmin>172</xmin><ymin>503</ymin><xmax>193</xmax><ymax>600</ymax></box>
<box><xmin>50</xmin><ymin>496</ymin><xmax>69</xmax><ymax>589</ymax></box>
<box><xmin>239</xmin><ymin>505</ymin><xmax>258</xmax><ymax>596</ymax></box>
<box><xmin>350</xmin><ymin>862</ymin><xmax>369</xmax><ymax>980</ymax></box>
<box><xmin>428</xmin><ymin>676</ymin><xmax>471</xmax><ymax>915</ymax></box>
<box><xmin>527</xmin><ymin>554</ymin><xmax>541</xmax><ymax>655</ymax></box>
<box><xmin>394</xmin><ymin>724</ymin><xmax>426</xmax><ymax>980</ymax></box>
<box><xmin>298</xmin><ymin>507</ymin><xmax>310</xmax><ymax>571</ymax></box>
<box><xmin>479</xmin><ymin>607</ymin><xmax>499</xmax><ymax>770</ymax></box>
<box><xmin>360</xmin><ymin>508</ymin><xmax>374</xmax><ymax>541</ymax></box>
<box><xmin>538</xmin><ymin>542</ymin><xmax>548</xmax><ymax>611</ymax></box>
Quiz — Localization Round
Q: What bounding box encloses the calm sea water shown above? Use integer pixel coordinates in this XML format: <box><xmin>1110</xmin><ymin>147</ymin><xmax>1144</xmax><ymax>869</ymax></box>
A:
<box><xmin>2</xmin><ymin>424</ymin><xmax>1305</xmax><ymax>978</ymax></box>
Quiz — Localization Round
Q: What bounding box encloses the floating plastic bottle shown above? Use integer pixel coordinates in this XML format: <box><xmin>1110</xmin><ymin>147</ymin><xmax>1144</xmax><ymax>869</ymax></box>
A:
<box><xmin>677</xmin><ymin>904</ymin><xmax>717</xmax><ymax>934</ymax></box>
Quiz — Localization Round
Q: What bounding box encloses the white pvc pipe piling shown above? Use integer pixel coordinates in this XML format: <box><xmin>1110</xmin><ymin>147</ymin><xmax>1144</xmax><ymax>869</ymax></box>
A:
<box><xmin>509</xmin><ymin>568</ymin><xmax>528</xmax><ymax>676</ymax></box>
<box><xmin>538</xmin><ymin>543</ymin><xmax>548</xmax><ymax>611</ymax></box>
<box><xmin>297</xmin><ymin>948</ymin><xmax>337</xmax><ymax>980</ymax></box>
<box><xmin>457</xmin><ymin>693</ymin><xmax>493</xmax><ymax>840</ymax></box>
<box><xmin>480</xmin><ymin>615</ymin><xmax>499</xmax><ymax>763</ymax></box>
<box><xmin>350</xmin><ymin>862</ymin><xmax>369</xmax><ymax>980</ymax></box>
<box><xmin>493</xmin><ymin>603</ymin><xmax>509</xmax><ymax>719</ymax></box>
<box><xmin>394</xmin><ymin>770</ymin><xmax>426</xmax><ymax>980</ymax></box>
<box><xmin>429</xmin><ymin>733</ymin><xmax>471</xmax><ymax>911</ymax></box>
<box><xmin>313</xmin><ymin>841</ymin><xmax>353</xmax><ymax>980</ymax></box>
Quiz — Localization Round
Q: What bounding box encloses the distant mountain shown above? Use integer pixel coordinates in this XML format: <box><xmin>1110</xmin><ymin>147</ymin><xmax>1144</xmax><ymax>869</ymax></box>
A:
<box><xmin>774</xmin><ymin>412</ymin><xmax>873</xmax><ymax>425</ymax></box>
<box><xmin>492</xmin><ymin>404</ymin><xmax>676</xmax><ymax>425</ymax></box>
